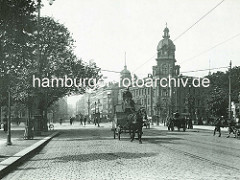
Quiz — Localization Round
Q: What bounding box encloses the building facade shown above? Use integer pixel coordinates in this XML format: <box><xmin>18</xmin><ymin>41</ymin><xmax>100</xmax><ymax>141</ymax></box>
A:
<box><xmin>79</xmin><ymin>25</ymin><xmax>209</xmax><ymax>124</ymax></box>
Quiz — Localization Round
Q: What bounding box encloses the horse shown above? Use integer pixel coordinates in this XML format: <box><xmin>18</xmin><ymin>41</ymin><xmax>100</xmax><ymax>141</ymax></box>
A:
<box><xmin>127</xmin><ymin>107</ymin><xmax>147</xmax><ymax>144</ymax></box>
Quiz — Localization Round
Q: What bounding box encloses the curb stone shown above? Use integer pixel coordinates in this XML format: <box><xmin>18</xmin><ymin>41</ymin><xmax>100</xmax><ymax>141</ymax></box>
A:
<box><xmin>0</xmin><ymin>131</ymin><xmax>59</xmax><ymax>179</ymax></box>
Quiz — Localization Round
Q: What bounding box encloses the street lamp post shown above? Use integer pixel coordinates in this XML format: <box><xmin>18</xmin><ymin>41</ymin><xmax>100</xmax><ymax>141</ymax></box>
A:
<box><xmin>7</xmin><ymin>85</ymin><xmax>12</xmax><ymax>145</ymax></box>
<box><xmin>107</xmin><ymin>92</ymin><xmax>111</xmax><ymax>121</ymax></box>
<box><xmin>228</xmin><ymin>61</ymin><xmax>232</xmax><ymax>121</ymax></box>
<box><xmin>97</xmin><ymin>99</ymin><xmax>100</xmax><ymax>127</ymax></box>
<box><xmin>94</xmin><ymin>101</ymin><xmax>97</xmax><ymax>126</ymax></box>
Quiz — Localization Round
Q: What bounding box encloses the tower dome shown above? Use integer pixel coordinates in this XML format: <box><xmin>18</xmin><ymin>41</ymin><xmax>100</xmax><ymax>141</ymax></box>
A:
<box><xmin>120</xmin><ymin>65</ymin><xmax>131</xmax><ymax>75</ymax></box>
<box><xmin>157</xmin><ymin>24</ymin><xmax>175</xmax><ymax>51</ymax></box>
<box><xmin>120</xmin><ymin>56</ymin><xmax>132</xmax><ymax>87</ymax></box>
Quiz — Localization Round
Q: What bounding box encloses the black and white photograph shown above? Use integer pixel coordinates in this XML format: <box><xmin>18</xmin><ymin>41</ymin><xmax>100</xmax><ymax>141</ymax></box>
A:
<box><xmin>0</xmin><ymin>0</ymin><xmax>240</xmax><ymax>179</ymax></box>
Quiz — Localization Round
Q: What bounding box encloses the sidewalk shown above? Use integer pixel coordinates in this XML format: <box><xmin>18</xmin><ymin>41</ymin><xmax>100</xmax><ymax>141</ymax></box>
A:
<box><xmin>150</xmin><ymin>123</ymin><xmax>229</xmax><ymax>132</ymax></box>
<box><xmin>0</xmin><ymin>124</ymin><xmax>58</xmax><ymax>178</ymax></box>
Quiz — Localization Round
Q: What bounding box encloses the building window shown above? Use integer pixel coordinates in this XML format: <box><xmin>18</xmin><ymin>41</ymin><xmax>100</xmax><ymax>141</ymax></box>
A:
<box><xmin>169</xmin><ymin>64</ymin><xmax>172</xmax><ymax>74</ymax></box>
<box><xmin>162</xmin><ymin>64</ymin><xmax>168</xmax><ymax>75</ymax></box>
<box><xmin>161</xmin><ymin>89</ymin><xmax>168</xmax><ymax>96</ymax></box>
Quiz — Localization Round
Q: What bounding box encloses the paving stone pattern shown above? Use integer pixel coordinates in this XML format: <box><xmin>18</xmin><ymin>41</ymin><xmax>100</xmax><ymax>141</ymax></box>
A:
<box><xmin>3</xmin><ymin>125</ymin><xmax>240</xmax><ymax>180</ymax></box>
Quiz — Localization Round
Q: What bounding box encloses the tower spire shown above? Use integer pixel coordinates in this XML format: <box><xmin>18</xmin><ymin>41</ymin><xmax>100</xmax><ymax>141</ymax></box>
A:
<box><xmin>124</xmin><ymin>52</ymin><xmax>127</xmax><ymax>69</ymax></box>
<box><xmin>163</xmin><ymin>22</ymin><xmax>170</xmax><ymax>39</ymax></box>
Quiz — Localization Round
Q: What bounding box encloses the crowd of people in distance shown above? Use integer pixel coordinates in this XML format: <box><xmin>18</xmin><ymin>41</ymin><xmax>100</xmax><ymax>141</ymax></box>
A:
<box><xmin>59</xmin><ymin>115</ymin><xmax>88</xmax><ymax>126</ymax></box>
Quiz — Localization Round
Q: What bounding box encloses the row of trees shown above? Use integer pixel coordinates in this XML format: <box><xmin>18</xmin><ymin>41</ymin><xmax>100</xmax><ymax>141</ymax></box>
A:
<box><xmin>154</xmin><ymin>66</ymin><xmax>240</xmax><ymax>124</ymax></box>
<box><xmin>0</xmin><ymin>0</ymin><xmax>101</xmax><ymax>131</ymax></box>
<box><xmin>207</xmin><ymin>66</ymin><xmax>240</xmax><ymax>119</ymax></box>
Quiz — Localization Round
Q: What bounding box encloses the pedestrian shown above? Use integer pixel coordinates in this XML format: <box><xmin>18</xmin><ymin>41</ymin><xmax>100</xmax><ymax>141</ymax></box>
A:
<box><xmin>72</xmin><ymin>117</ymin><xmax>75</xmax><ymax>124</ymax></box>
<box><xmin>76</xmin><ymin>115</ymin><xmax>79</xmax><ymax>125</ymax></box>
<box><xmin>213</xmin><ymin>118</ymin><xmax>222</xmax><ymax>137</ymax></box>
<box><xmin>3</xmin><ymin>115</ymin><xmax>8</xmax><ymax>133</ymax></box>
<box><xmin>59</xmin><ymin>118</ymin><xmax>63</xmax><ymax>125</ymax></box>
<box><xmin>188</xmin><ymin>117</ymin><xmax>193</xmax><ymax>129</ymax></box>
<box><xmin>16</xmin><ymin>116</ymin><xmax>21</xmax><ymax>126</ymax></box>
<box><xmin>84</xmin><ymin>116</ymin><xmax>87</xmax><ymax>126</ymax></box>
<box><xmin>80</xmin><ymin>116</ymin><xmax>83</xmax><ymax>125</ymax></box>
<box><xmin>226</xmin><ymin>120</ymin><xmax>236</xmax><ymax>138</ymax></box>
<box><xmin>70</xmin><ymin>117</ymin><xmax>73</xmax><ymax>125</ymax></box>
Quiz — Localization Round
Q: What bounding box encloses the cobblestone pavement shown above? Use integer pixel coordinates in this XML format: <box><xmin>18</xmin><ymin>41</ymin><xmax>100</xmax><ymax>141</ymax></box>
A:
<box><xmin>0</xmin><ymin>124</ymin><xmax>55</xmax><ymax>163</ymax></box>
<box><xmin>3</xmin><ymin>123</ymin><xmax>240</xmax><ymax>180</ymax></box>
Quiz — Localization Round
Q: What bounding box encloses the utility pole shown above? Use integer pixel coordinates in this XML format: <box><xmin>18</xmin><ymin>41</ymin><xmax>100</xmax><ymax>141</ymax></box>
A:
<box><xmin>94</xmin><ymin>101</ymin><xmax>96</xmax><ymax>126</ymax></box>
<box><xmin>97</xmin><ymin>99</ymin><xmax>100</xmax><ymax>127</ymax></box>
<box><xmin>228</xmin><ymin>61</ymin><xmax>232</xmax><ymax>121</ymax></box>
<box><xmin>7</xmin><ymin>85</ymin><xmax>12</xmax><ymax>145</ymax></box>
<box><xmin>150</xmin><ymin>86</ymin><xmax>153</xmax><ymax>125</ymax></box>
<box><xmin>87</xmin><ymin>95</ymin><xmax>90</xmax><ymax>121</ymax></box>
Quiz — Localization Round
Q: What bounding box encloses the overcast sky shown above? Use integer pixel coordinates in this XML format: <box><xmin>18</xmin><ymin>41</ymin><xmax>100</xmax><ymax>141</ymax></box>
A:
<box><xmin>41</xmin><ymin>0</ymin><xmax>240</xmax><ymax>83</ymax></box>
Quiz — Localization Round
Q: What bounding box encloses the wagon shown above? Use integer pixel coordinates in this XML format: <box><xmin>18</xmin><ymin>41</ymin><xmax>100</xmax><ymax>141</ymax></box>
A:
<box><xmin>167</xmin><ymin>112</ymin><xmax>187</xmax><ymax>132</ymax></box>
<box><xmin>112</xmin><ymin>104</ymin><xmax>144</xmax><ymax>140</ymax></box>
<box><xmin>112</xmin><ymin>111</ymin><xmax>133</xmax><ymax>140</ymax></box>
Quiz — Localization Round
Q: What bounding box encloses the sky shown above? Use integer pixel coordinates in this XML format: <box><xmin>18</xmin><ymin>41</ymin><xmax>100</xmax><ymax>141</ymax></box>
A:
<box><xmin>40</xmin><ymin>0</ymin><xmax>240</xmax><ymax>106</ymax></box>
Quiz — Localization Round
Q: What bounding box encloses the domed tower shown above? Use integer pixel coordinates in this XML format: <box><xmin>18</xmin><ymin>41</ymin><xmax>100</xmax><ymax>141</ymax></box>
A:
<box><xmin>120</xmin><ymin>58</ymin><xmax>132</xmax><ymax>87</ymax></box>
<box><xmin>153</xmin><ymin>24</ymin><xmax>180</xmax><ymax>77</ymax></box>
<box><xmin>157</xmin><ymin>26</ymin><xmax>175</xmax><ymax>61</ymax></box>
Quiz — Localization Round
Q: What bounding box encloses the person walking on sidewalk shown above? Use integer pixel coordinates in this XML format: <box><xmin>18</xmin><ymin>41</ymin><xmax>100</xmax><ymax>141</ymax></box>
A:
<box><xmin>226</xmin><ymin>120</ymin><xmax>236</xmax><ymax>138</ymax></box>
<box><xmin>84</xmin><ymin>116</ymin><xmax>87</xmax><ymax>126</ymax></box>
<box><xmin>80</xmin><ymin>116</ymin><xmax>83</xmax><ymax>125</ymax></box>
<box><xmin>213</xmin><ymin>117</ymin><xmax>222</xmax><ymax>137</ymax></box>
<box><xmin>3</xmin><ymin>115</ymin><xmax>8</xmax><ymax>133</ymax></box>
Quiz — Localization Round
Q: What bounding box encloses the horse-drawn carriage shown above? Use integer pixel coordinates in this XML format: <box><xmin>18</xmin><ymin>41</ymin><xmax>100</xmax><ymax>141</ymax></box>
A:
<box><xmin>112</xmin><ymin>108</ymin><xmax>132</xmax><ymax>140</ymax></box>
<box><xmin>167</xmin><ymin>112</ymin><xmax>187</xmax><ymax>131</ymax></box>
<box><xmin>112</xmin><ymin>106</ymin><xmax>147</xmax><ymax>143</ymax></box>
<box><xmin>112</xmin><ymin>88</ymin><xmax>147</xmax><ymax>143</ymax></box>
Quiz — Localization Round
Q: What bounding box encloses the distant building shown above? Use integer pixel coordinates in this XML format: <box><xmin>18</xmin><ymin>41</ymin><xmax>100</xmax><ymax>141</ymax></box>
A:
<box><xmin>76</xmin><ymin>83</ymin><xmax>119</xmax><ymax>121</ymax></box>
<box><xmin>48</xmin><ymin>97</ymin><xmax>68</xmax><ymax>122</ymax></box>
<box><xmin>84</xmin><ymin>25</ymin><xmax>209</xmax><ymax>124</ymax></box>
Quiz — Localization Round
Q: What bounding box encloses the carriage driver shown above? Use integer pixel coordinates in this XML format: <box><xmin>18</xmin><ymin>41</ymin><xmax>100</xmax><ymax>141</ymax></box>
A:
<box><xmin>122</xmin><ymin>87</ymin><xmax>135</xmax><ymax>113</ymax></box>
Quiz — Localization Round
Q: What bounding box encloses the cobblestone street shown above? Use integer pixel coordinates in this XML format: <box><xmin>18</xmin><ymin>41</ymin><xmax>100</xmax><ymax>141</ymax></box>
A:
<box><xmin>3</xmin><ymin>124</ymin><xmax>240</xmax><ymax>180</ymax></box>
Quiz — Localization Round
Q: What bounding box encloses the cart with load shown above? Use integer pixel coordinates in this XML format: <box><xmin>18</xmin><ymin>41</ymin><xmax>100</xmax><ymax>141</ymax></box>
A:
<box><xmin>112</xmin><ymin>106</ymin><xmax>132</xmax><ymax>140</ymax></box>
<box><xmin>112</xmin><ymin>87</ymin><xmax>147</xmax><ymax>143</ymax></box>
<box><xmin>167</xmin><ymin>112</ymin><xmax>187</xmax><ymax>131</ymax></box>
